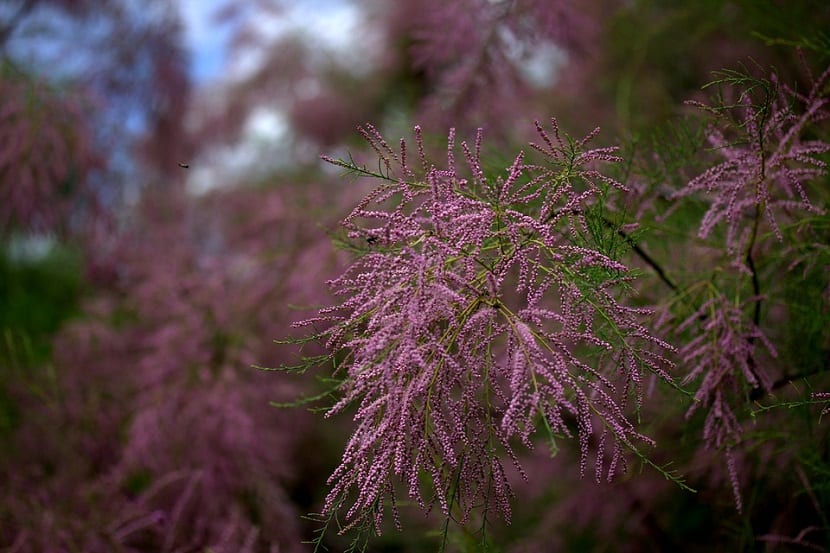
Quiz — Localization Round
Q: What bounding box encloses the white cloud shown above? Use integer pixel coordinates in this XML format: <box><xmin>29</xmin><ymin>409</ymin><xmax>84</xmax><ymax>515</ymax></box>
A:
<box><xmin>245</xmin><ymin>106</ymin><xmax>289</xmax><ymax>142</ymax></box>
<box><xmin>229</xmin><ymin>0</ymin><xmax>373</xmax><ymax>80</ymax></box>
<box><xmin>179</xmin><ymin>0</ymin><xmax>378</xmax><ymax>81</ymax></box>
<box><xmin>179</xmin><ymin>0</ymin><xmax>375</xmax><ymax>192</ymax></box>
<box><xmin>186</xmin><ymin>107</ymin><xmax>290</xmax><ymax>195</ymax></box>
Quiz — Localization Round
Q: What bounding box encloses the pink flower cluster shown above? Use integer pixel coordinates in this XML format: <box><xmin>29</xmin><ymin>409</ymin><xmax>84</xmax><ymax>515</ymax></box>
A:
<box><xmin>0</xmin><ymin>71</ymin><xmax>99</xmax><ymax>234</ymax></box>
<box><xmin>301</xmin><ymin>119</ymin><xmax>676</xmax><ymax>532</ymax></box>
<box><xmin>674</xmin><ymin>66</ymin><xmax>830</xmax><ymax>264</ymax></box>
<box><xmin>675</xmin><ymin>292</ymin><xmax>778</xmax><ymax>512</ymax></box>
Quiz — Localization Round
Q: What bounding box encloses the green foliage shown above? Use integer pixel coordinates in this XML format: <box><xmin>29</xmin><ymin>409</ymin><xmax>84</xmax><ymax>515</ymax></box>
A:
<box><xmin>0</xmin><ymin>238</ymin><xmax>84</xmax><ymax>438</ymax></box>
<box><xmin>0</xmin><ymin>238</ymin><xmax>84</xmax><ymax>361</ymax></box>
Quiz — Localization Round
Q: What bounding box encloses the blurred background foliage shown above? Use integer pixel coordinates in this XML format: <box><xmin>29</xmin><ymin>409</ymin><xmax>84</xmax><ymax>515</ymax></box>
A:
<box><xmin>0</xmin><ymin>0</ymin><xmax>829</xmax><ymax>551</ymax></box>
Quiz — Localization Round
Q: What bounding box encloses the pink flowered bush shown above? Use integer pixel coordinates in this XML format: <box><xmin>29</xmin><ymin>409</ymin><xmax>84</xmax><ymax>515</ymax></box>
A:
<box><xmin>0</xmin><ymin>67</ymin><xmax>99</xmax><ymax>235</ymax></box>
<box><xmin>2</xmin><ymin>1</ymin><xmax>830</xmax><ymax>551</ymax></box>
<box><xmin>397</xmin><ymin>0</ymin><xmax>598</xmax><ymax>131</ymax></box>
<box><xmin>283</xmin><ymin>57</ymin><xmax>829</xmax><ymax>548</ymax></box>
<box><xmin>1</xmin><ymin>181</ymin><xmax>344</xmax><ymax>551</ymax></box>
<box><xmin>651</xmin><ymin>62</ymin><xmax>830</xmax><ymax>516</ymax></box>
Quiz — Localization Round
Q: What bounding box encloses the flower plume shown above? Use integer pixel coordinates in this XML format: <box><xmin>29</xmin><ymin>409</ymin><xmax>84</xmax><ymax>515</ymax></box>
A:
<box><xmin>301</xmin><ymin>120</ymin><xmax>678</xmax><ymax>533</ymax></box>
<box><xmin>674</xmin><ymin>66</ymin><xmax>829</xmax><ymax>261</ymax></box>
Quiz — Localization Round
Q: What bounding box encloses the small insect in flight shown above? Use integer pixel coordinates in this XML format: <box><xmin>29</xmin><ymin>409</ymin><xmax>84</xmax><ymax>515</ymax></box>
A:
<box><xmin>178</xmin><ymin>162</ymin><xmax>190</xmax><ymax>169</ymax></box>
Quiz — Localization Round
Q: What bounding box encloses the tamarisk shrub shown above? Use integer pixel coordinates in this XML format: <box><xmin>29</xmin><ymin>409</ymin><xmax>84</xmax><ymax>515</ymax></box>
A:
<box><xmin>655</xmin><ymin>63</ymin><xmax>830</xmax><ymax>513</ymax></box>
<box><xmin>0</xmin><ymin>65</ymin><xmax>99</xmax><ymax>235</ymax></box>
<box><xmin>0</xmin><ymin>182</ymin><xmax>342</xmax><ymax>552</ymax></box>
<box><xmin>289</xmin><ymin>119</ymin><xmax>683</xmax><ymax>542</ymax></box>
<box><xmin>383</xmin><ymin>0</ymin><xmax>598</xmax><ymax>133</ymax></box>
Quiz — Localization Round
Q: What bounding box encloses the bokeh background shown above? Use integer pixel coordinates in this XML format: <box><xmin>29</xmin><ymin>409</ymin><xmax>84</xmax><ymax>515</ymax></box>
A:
<box><xmin>1</xmin><ymin>1</ymin><xmax>829</xmax><ymax>551</ymax></box>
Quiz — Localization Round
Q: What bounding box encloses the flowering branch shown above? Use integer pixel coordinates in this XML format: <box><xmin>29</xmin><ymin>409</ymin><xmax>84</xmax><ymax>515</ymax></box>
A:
<box><xmin>674</xmin><ymin>65</ymin><xmax>829</xmax><ymax>265</ymax></box>
<box><xmin>292</xmin><ymin>119</ymin><xmax>683</xmax><ymax>537</ymax></box>
<box><xmin>656</xmin><ymin>64</ymin><xmax>830</xmax><ymax>511</ymax></box>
